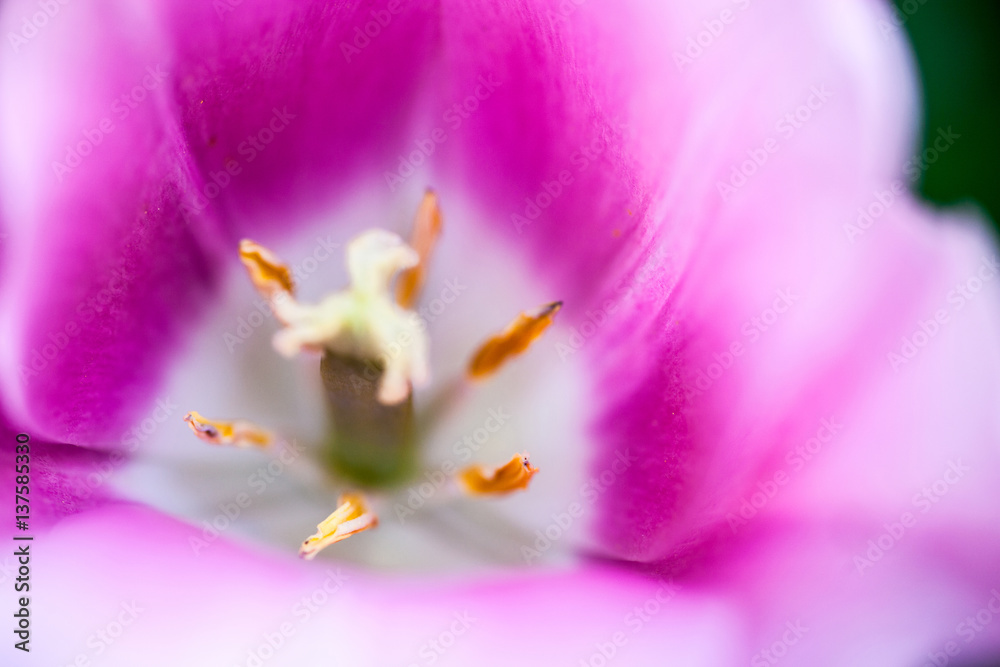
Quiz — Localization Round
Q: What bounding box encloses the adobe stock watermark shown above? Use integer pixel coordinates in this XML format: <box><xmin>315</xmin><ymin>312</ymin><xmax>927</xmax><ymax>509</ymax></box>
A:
<box><xmin>844</xmin><ymin>126</ymin><xmax>960</xmax><ymax>243</ymax></box>
<box><xmin>51</xmin><ymin>65</ymin><xmax>169</xmax><ymax>182</ymax></box>
<box><xmin>223</xmin><ymin>235</ymin><xmax>341</xmax><ymax>352</ymax></box>
<box><xmin>227</xmin><ymin>272</ymin><xmax>463</xmax><ymax>358</ymax></box>
<box><xmin>726</xmin><ymin>417</ymin><xmax>843</xmax><ymax>533</ymax></box>
<box><xmin>236</xmin><ymin>569</ymin><xmax>350</xmax><ymax>667</ymax></box>
<box><xmin>522</xmin><ymin>449</ymin><xmax>638</xmax><ymax>564</ymax></box>
<box><xmin>887</xmin><ymin>255</ymin><xmax>998</xmax><ymax>372</ymax></box>
<box><xmin>394</xmin><ymin>407</ymin><xmax>511</xmax><ymax>522</ymax></box>
<box><xmin>16</xmin><ymin>215</ymin><xmax>170</xmax><ymax>385</ymax></box>
<box><xmin>673</xmin><ymin>0</ymin><xmax>754</xmax><ymax>71</ymax></box>
<box><xmin>384</xmin><ymin>73</ymin><xmax>502</xmax><ymax>191</ymax></box>
<box><xmin>340</xmin><ymin>0</ymin><xmax>410</xmax><ymax>63</ymax></box>
<box><xmin>334</xmin><ymin>278</ymin><xmax>467</xmax><ymax>397</ymax></box>
<box><xmin>17</xmin><ymin>321</ymin><xmax>80</xmax><ymax>384</ymax></box>
<box><xmin>180</xmin><ymin>106</ymin><xmax>296</xmax><ymax>224</ymax></box>
<box><xmin>511</xmin><ymin>122</ymin><xmax>628</xmax><ymax>234</ymax></box>
<box><xmin>923</xmin><ymin>589</ymin><xmax>1000</xmax><ymax>667</ymax></box>
<box><xmin>75</xmin><ymin>397</ymin><xmax>178</xmax><ymax>499</ymax></box>
<box><xmin>682</xmin><ymin>288</ymin><xmax>799</xmax><ymax>399</ymax></box>
<box><xmin>325</xmin><ymin>277</ymin><xmax>466</xmax><ymax>401</ymax></box>
<box><xmin>405</xmin><ymin>611</ymin><xmax>477</xmax><ymax>667</ymax></box>
<box><xmin>15</xmin><ymin>211</ymin><xmax>187</xmax><ymax>382</ymax></box>
<box><xmin>7</xmin><ymin>0</ymin><xmax>72</xmax><ymax>54</ymax></box>
<box><xmin>0</xmin><ymin>556</ymin><xmax>19</xmax><ymax>587</ymax></box>
<box><xmin>212</xmin><ymin>0</ymin><xmax>242</xmax><ymax>18</ymax></box>
<box><xmin>877</xmin><ymin>0</ymin><xmax>931</xmax><ymax>39</ymax></box>
<box><xmin>404</xmin><ymin>278</ymin><xmax>469</xmax><ymax>330</ymax></box>
<box><xmin>61</xmin><ymin>601</ymin><xmax>144</xmax><ymax>667</ymax></box>
<box><xmin>579</xmin><ymin>579</ymin><xmax>678</xmax><ymax>667</ymax></box>
<box><xmin>717</xmin><ymin>84</ymin><xmax>833</xmax><ymax>201</ymax></box>
<box><xmin>188</xmin><ymin>441</ymin><xmax>304</xmax><ymax>555</ymax></box>
<box><xmin>545</xmin><ymin>0</ymin><xmax>590</xmax><ymax>27</ymax></box>
<box><xmin>854</xmin><ymin>459</ymin><xmax>969</xmax><ymax>575</ymax></box>
<box><xmin>553</xmin><ymin>249</ymin><xmax>677</xmax><ymax>360</ymax></box>
<box><xmin>751</xmin><ymin>620</ymin><xmax>809</xmax><ymax>666</ymax></box>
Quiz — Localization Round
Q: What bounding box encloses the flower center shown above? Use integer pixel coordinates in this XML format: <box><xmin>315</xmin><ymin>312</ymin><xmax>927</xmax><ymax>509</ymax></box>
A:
<box><xmin>178</xmin><ymin>191</ymin><xmax>562</xmax><ymax>560</ymax></box>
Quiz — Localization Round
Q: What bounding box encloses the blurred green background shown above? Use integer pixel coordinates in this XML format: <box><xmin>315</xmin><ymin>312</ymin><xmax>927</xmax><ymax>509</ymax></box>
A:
<box><xmin>896</xmin><ymin>0</ymin><xmax>1000</xmax><ymax>231</ymax></box>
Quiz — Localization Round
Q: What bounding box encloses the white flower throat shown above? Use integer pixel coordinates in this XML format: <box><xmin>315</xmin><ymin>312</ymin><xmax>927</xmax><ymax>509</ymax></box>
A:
<box><xmin>182</xmin><ymin>191</ymin><xmax>560</xmax><ymax>560</ymax></box>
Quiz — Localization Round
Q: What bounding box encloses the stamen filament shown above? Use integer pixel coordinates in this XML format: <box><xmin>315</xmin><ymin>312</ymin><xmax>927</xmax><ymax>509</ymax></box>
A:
<box><xmin>396</xmin><ymin>189</ymin><xmax>443</xmax><ymax>309</ymax></box>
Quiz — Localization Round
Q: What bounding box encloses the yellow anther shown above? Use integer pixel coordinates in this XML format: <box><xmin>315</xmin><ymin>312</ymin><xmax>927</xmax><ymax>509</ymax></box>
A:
<box><xmin>299</xmin><ymin>493</ymin><xmax>378</xmax><ymax>560</ymax></box>
<box><xmin>467</xmin><ymin>301</ymin><xmax>562</xmax><ymax>379</ymax></box>
<box><xmin>182</xmin><ymin>411</ymin><xmax>273</xmax><ymax>448</ymax></box>
<box><xmin>396</xmin><ymin>189</ymin><xmax>443</xmax><ymax>309</ymax></box>
<box><xmin>239</xmin><ymin>239</ymin><xmax>295</xmax><ymax>298</ymax></box>
<box><xmin>458</xmin><ymin>453</ymin><xmax>539</xmax><ymax>496</ymax></box>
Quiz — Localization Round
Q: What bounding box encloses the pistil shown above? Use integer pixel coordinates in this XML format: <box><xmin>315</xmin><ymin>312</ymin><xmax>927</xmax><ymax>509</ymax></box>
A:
<box><xmin>183</xmin><ymin>193</ymin><xmax>566</xmax><ymax>558</ymax></box>
<box><xmin>320</xmin><ymin>352</ymin><xmax>418</xmax><ymax>486</ymax></box>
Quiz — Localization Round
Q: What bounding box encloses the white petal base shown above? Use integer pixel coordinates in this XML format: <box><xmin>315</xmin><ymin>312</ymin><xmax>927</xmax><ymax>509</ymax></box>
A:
<box><xmin>111</xmin><ymin>185</ymin><xmax>596</xmax><ymax>574</ymax></box>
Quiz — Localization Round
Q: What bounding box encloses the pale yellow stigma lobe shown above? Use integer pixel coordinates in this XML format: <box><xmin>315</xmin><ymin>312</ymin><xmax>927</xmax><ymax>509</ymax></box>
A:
<box><xmin>183</xmin><ymin>411</ymin><xmax>273</xmax><ymax>448</ymax></box>
<box><xmin>299</xmin><ymin>493</ymin><xmax>378</xmax><ymax>560</ymax></box>
<box><xmin>396</xmin><ymin>189</ymin><xmax>443</xmax><ymax>309</ymax></box>
<box><xmin>458</xmin><ymin>453</ymin><xmax>539</xmax><ymax>495</ymax></box>
<box><xmin>235</xmin><ymin>230</ymin><xmax>430</xmax><ymax>405</ymax></box>
<box><xmin>467</xmin><ymin>301</ymin><xmax>562</xmax><ymax>379</ymax></box>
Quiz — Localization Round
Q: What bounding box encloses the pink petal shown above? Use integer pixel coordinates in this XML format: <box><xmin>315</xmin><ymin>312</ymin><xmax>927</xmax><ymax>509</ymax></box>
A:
<box><xmin>590</xmin><ymin>195</ymin><xmax>1000</xmax><ymax>562</ymax></box>
<box><xmin>31</xmin><ymin>503</ymin><xmax>1000</xmax><ymax>665</ymax></box>
<box><xmin>34</xmin><ymin>505</ymin><xmax>737</xmax><ymax>666</ymax></box>
<box><xmin>0</xmin><ymin>0</ymin><xmax>439</xmax><ymax>444</ymax></box>
<box><xmin>0</xmin><ymin>412</ymin><xmax>114</xmax><ymax>529</ymax></box>
<box><xmin>0</xmin><ymin>0</ymin><xmax>913</xmax><ymax>447</ymax></box>
<box><xmin>485</xmin><ymin>0</ymin><xmax>1000</xmax><ymax>565</ymax></box>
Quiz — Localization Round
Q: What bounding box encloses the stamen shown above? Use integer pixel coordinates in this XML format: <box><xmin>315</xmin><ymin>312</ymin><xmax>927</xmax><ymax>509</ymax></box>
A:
<box><xmin>183</xmin><ymin>411</ymin><xmax>273</xmax><ymax>448</ymax></box>
<box><xmin>467</xmin><ymin>301</ymin><xmax>562</xmax><ymax>379</ymax></box>
<box><xmin>396</xmin><ymin>189</ymin><xmax>443</xmax><ymax>309</ymax></box>
<box><xmin>239</xmin><ymin>239</ymin><xmax>295</xmax><ymax>297</ymax></box>
<box><xmin>458</xmin><ymin>453</ymin><xmax>539</xmax><ymax>495</ymax></box>
<box><xmin>299</xmin><ymin>492</ymin><xmax>378</xmax><ymax>560</ymax></box>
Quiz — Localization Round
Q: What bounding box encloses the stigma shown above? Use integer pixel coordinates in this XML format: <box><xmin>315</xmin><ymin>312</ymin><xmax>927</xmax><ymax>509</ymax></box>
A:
<box><xmin>240</xmin><ymin>229</ymin><xmax>430</xmax><ymax>405</ymax></box>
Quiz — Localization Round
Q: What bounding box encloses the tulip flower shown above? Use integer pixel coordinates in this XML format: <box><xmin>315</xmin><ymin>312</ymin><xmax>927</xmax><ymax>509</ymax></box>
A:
<box><xmin>2</xmin><ymin>0</ymin><xmax>1000</xmax><ymax>665</ymax></box>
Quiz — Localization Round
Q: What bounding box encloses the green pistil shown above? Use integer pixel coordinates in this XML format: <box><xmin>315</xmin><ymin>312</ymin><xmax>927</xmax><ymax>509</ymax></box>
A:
<box><xmin>320</xmin><ymin>352</ymin><xmax>417</xmax><ymax>488</ymax></box>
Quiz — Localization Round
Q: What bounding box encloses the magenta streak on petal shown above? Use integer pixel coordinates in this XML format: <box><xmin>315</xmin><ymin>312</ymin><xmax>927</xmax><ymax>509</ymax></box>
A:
<box><xmin>430</xmin><ymin>0</ymin><xmax>664</xmax><ymax>304</ymax></box>
<box><xmin>0</xmin><ymin>410</ymin><xmax>114</xmax><ymax>530</ymax></box>
<box><xmin>160</xmin><ymin>0</ymin><xmax>444</xmax><ymax>236</ymax></box>
<box><xmin>0</xmin><ymin>0</ymin><xmax>441</xmax><ymax>445</ymax></box>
